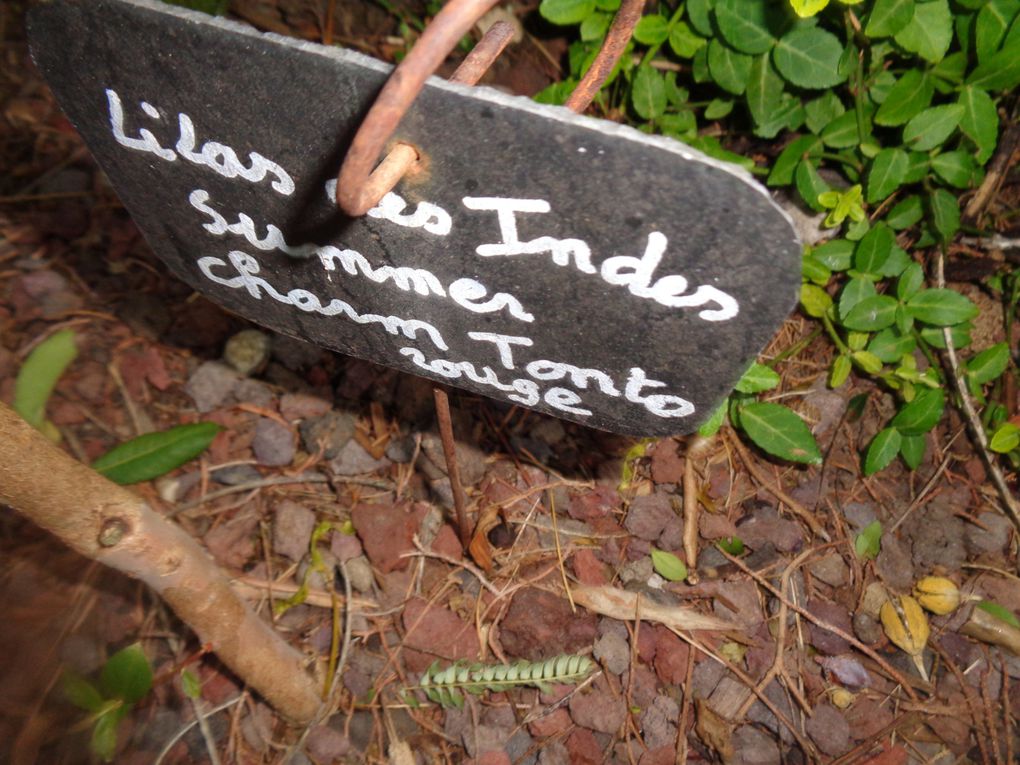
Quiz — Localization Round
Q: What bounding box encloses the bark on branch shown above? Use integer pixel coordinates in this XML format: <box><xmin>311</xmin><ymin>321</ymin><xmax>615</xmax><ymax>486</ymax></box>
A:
<box><xmin>0</xmin><ymin>402</ymin><xmax>321</xmax><ymax>722</ymax></box>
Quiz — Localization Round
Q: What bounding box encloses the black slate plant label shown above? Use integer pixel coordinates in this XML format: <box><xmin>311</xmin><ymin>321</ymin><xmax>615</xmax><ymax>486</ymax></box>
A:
<box><xmin>27</xmin><ymin>0</ymin><xmax>802</xmax><ymax>436</ymax></box>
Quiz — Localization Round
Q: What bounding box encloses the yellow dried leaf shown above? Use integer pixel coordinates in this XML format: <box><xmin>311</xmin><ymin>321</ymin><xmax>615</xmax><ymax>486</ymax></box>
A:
<box><xmin>880</xmin><ymin>595</ymin><xmax>929</xmax><ymax>656</ymax></box>
<box><xmin>913</xmin><ymin>576</ymin><xmax>960</xmax><ymax>615</ymax></box>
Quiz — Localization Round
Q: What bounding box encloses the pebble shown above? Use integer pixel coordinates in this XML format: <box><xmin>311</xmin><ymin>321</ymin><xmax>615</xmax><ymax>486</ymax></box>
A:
<box><xmin>593</xmin><ymin>630</ymin><xmax>630</xmax><ymax>676</ymax></box>
<box><xmin>341</xmin><ymin>555</ymin><xmax>375</xmax><ymax>593</ymax></box>
<box><xmin>640</xmin><ymin>695</ymin><xmax>679</xmax><ymax>750</ymax></box>
<box><xmin>653</xmin><ymin>626</ymin><xmax>690</xmax><ymax>685</ymax></box>
<box><xmin>271</xmin><ymin>332</ymin><xmax>321</xmax><ymax>370</ymax></box>
<box><xmin>966</xmin><ymin>511</ymin><xmax>1013</xmax><ymax>555</ymax></box>
<box><xmin>419</xmin><ymin>431</ymin><xmax>488</xmax><ymax>486</ymax></box>
<box><xmin>300</xmin><ymin>411</ymin><xmax>356</xmax><ymax>459</ymax></box>
<box><xmin>624</xmin><ymin>494</ymin><xmax>675</xmax><ymax>541</ymax></box>
<box><xmin>875</xmin><ymin>534</ymin><xmax>914</xmax><ymax>590</ymax></box>
<box><xmin>806</xmin><ymin>599</ymin><xmax>853</xmax><ymax>655</ymax></box>
<box><xmin>809</xmin><ymin>553</ymin><xmax>849</xmax><ymax>587</ymax></box>
<box><xmin>907</xmin><ymin>503</ymin><xmax>966</xmax><ymax>572</ymax></box>
<box><xmin>736</xmin><ymin>504</ymin><xmax>802</xmax><ymax>553</ymax></box>
<box><xmin>351</xmin><ymin>502</ymin><xmax>425</xmax><ymax>574</ymax></box>
<box><xmin>842</xmin><ymin>502</ymin><xmax>876</xmax><ymax>531</ymax></box>
<box><xmin>233</xmin><ymin>378</ymin><xmax>275</xmax><ymax>408</ymax></box>
<box><xmin>499</xmin><ymin>588</ymin><xmax>597</xmax><ymax>660</ymax></box>
<box><xmin>650</xmin><ymin>440</ymin><xmax>684</xmax><ymax>484</ymax></box>
<box><xmin>224</xmin><ymin>329</ymin><xmax>272</xmax><ymax>376</ymax></box>
<box><xmin>330</xmin><ymin>439</ymin><xmax>390</xmax><ymax>476</ymax></box>
<box><xmin>273</xmin><ymin>500</ymin><xmax>316</xmax><ymax>562</ymax></box>
<box><xmin>805</xmin><ymin>703</ymin><xmax>851</xmax><ymax>756</ymax></box>
<box><xmin>537</xmin><ymin>741</ymin><xmax>570</xmax><ymax>765</ymax></box>
<box><xmin>280</xmin><ymin>392</ymin><xmax>332</xmax><ymax>421</ymax></box>
<box><xmin>185</xmin><ymin>360</ymin><xmax>240</xmax><ymax>412</ymax></box>
<box><xmin>211</xmin><ymin>464</ymin><xmax>261</xmax><ymax>485</ymax></box>
<box><xmin>305</xmin><ymin>724</ymin><xmax>350</xmax><ymax>762</ymax></box>
<box><xmin>252</xmin><ymin>417</ymin><xmax>295</xmax><ymax>466</ymax></box>
<box><xmin>732</xmin><ymin>725</ymin><xmax>781</xmax><ymax>765</ymax></box>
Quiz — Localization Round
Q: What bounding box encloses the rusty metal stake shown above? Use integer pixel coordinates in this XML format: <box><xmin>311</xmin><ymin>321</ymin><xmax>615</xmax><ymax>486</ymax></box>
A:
<box><xmin>433</xmin><ymin>386</ymin><xmax>472</xmax><ymax>547</ymax></box>
<box><xmin>564</xmin><ymin>0</ymin><xmax>644</xmax><ymax>113</ymax></box>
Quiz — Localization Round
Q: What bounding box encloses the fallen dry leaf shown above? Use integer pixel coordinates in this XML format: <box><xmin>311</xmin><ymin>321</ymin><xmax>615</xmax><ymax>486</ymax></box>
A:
<box><xmin>569</xmin><ymin>585</ymin><xmax>736</xmax><ymax>632</ymax></box>
<box><xmin>695</xmin><ymin>699</ymin><xmax>735</xmax><ymax>763</ymax></box>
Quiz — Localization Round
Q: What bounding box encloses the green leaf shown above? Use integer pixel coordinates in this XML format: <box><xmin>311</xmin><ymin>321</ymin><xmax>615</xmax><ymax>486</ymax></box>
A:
<box><xmin>867</xmin><ymin>148</ymin><xmax>908</xmax><ymax>203</ymax></box>
<box><xmin>866</xmin><ymin>0</ymin><xmax>915</xmax><ymax>37</ymax></box>
<box><xmin>698</xmin><ymin>400</ymin><xmax>728</xmax><ymax>437</ymax></box>
<box><xmin>633</xmin><ymin>14</ymin><xmax>670</xmax><ymax>45</ymax></box>
<box><xmin>886</xmin><ymin>195</ymin><xmax>924</xmax><ymax>230</ymax></box>
<box><xmin>967</xmin><ymin>342</ymin><xmax>1010</xmax><ymax>385</ymax></box>
<box><xmin>852</xmin><ymin>350</ymin><xmax>884</xmax><ymax>374</ymax></box>
<box><xmin>773</xmin><ymin>28</ymin><xmax>846</xmax><ymax>89</ymax></box>
<box><xmin>966</xmin><ymin>38</ymin><xmax>1020</xmax><ymax>90</ymax></box>
<box><xmin>91</xmin><ymin>711</ymin><xmax>120</xmax><ymax>763</ymax></box>
<box><xmin>539</xmin><ymin>0</ymin><xmax>596</xmax><ymax>25</ymax></box>
<box><xmin>795</xmin><ymin>160</ymin><xmax>830</xmax><ymax>212</ymax></box>
<box><xmin>899</xmin><ymin>433</ymin><xmax>926</xmax><ymax>469</ymax></box>
<box><xmin>855</xmin><ymin>520</ymin><xmax>882</xmax><ymax>559</ymax></box>
<box><xmin>631</xmin><ymin>65</ymin><xmax>666</xmax><ymax>120</ymax></box>
<box><xmin>100</xmin><ymin>643</ymin><xmax>152</xmax><ymax>705</ymax></box>
<box><xmin>989</xmin><ymin>422</ymin><xmax>1020</xmax><ymax>453</ymax></box>
<box><xmin>13</xmin><ymin>329</ymin><xmax>78</xmax><ymax>430</ymax></box>
<box><xmin>930</xmin><ymin>151</ymin><xmax>980</xmax><ymax>188</ymax></box>
<box><xmin>813</xmin><ymin>238</ymin><xmax>854</xmax><ymax>271</ymax></box>
<box><xmin>958</xmin><ymin>86</ymin><xmax>999</xmax><ymax>163</ymax></box>
<box><xmin>768</xmin><ymin>135</ymin><xmax>822</xmax><ymax>186</ymax></box>
<box><xmin>907</xmin><ymin>287</ymin><xmax>976</xmax><ymax>327</ymax></box>
<box><xmin>181</xmin><ymin>669</ymin><xmax>202</xmax><ymax>699</ymax></box>
<box><xmin>803</xmin><ymin>252</ymin><xmax>831</xmax><ymax>284</ymax></box>
<box><xmin>977</xmin><ymin>600</ymin><xmax>1020</xmax><ymax>627</ymax></box>
<box><xmin>739</xmin><ymin>402</ymin><xmax>822</xmax><ymax>465</ymax></box>
<box><xmin>864</xmin><ymin>427</ymin><xmax>902</xmax><ymax>475</ymax></box>
<box><xmin>63</xmin><ymin>673</ymin><xmax>105</xmax><ymax>713</ymax></box>
<box><xmin>717</xmin><ymin>536</ymin><xmax>745</xmax><ymax>555</ymax></box>
<box><xmin>821</xmin><ymin>111</ymin><xmax>862</xmax><ymax>149</ymax></box>
<box><xmin>650</xmin><ymin>548</ymin><xmax>688</xmax><ymax>581</ymax></box>
<box><xmin>902</xmin><ymin>104</ymin><xmax>964</xmax><ymax>151</ymax></box>
<box><xmin>735</xmin><ymin>362</ymin><xmax>781</xmax><ymax>393</ymax></box>
<box><xmin>839</xmin><ymin>276</ymin><xmax>877</xmax><ymax>319</ymax></box>
<box><xmin>894</xmin><ymin>0</ymin><xmax>952</xmax><ymax>62</ymax></box>
<box><xmin>669</xmin><ymin>21</ymin><xmax>707</xmax><ymax>58</ymax></box>
<box><xmin>92</xmin><ymin>422</ymin><xmax>222</xmax><ymax>485</ymax></box>
<box><xmin>707</xmin><ymin>38</ymin><xmax>753</xmax><ymax>94</ymax></box>
<box><xmin>854</xmin><ymin>224</ymin><xmax>895</xmax><ymax>275</ymax></box>
<box><xmin>804</xmin><ymin>92</ymin><xmax>846</xmax><ymax>134</ymax></box>
<box><xmin>868</xmin><ymin>328</ymin><xmax>916</xmax><ymax>363</ymax></box>
<box><xmin>746</xmin><ymin>54</ymin><xmax>785</xmax><ymax>132</ymax></box>
<box><xmin>975</xmin><ymin>0</ymin><xmax>1020</xmax><ymax>61</ymax></box>
<box><xmin>891</xmin><ymin>387</ymin><xmax>945</xmax><ymax>435</ymax></box>
<box><xmin>801</xmin><ymin>283</ymin><xmax>833</xmax><ymax>317</ymax></box>
<box><xmin>580</xmin><ymin>11</ymin><xmax>612</xmax><ymax>40</ymax></box>
<box><xmin>715</xmin><ymin>0</ymin><xmax>780</xmax><ymax>54</ymax></box>
<box><xmin>830</xmin><ymin>354</ymin><xmax>852</xmax><ymax>387</ymax></box>
<box><xmin>874</xmin><ymin>70</ymin><xmax>933</xmax><ymax>127</ymax></box>
<box><xmin>687</xmin><ymin>0</ymin><xmax>715</xmax><ymax>36</ymax></box>
<box><xmin>704</xmin><ymin>97</ymin><xmax>734</xmax><ymax>119</ymax></box>
<box><xmin>896</xmin><ymin>262</ymin><xmax>924</xmax><ymax>301</ymax></box>
<box><xmin>843</xmin><ymin>295</ymin><xmax>899</xmax><ymax>331</ymax></box>
<box><xmin>790</xmin><ymin>0</ymin><xmax>829</xmax><ymax>17</ymax></box>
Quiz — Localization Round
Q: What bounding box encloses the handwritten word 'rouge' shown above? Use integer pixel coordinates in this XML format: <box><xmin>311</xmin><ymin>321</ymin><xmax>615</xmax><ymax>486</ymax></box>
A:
<box><xmin>106</xmin><ymin>89</ymin><xmax>294</xmax><ymax>195</ymax></box>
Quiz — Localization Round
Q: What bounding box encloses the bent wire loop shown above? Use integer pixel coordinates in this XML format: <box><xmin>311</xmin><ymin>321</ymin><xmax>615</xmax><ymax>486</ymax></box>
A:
<box><xmin>334</xmin><ymin>0</ymin><xmax>643</xmax><ymax>218</ymax></box>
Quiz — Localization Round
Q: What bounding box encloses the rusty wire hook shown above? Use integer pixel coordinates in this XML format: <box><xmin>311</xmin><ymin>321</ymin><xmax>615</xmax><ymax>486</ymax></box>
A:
<box><xmin>335</xmin><ymin>0</ymin><xmax>509</xmax><ymax>217</ymax></box>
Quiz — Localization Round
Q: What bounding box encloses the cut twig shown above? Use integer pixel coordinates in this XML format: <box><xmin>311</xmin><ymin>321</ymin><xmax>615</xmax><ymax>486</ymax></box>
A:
<box><xmin>569</xmin><ymin>585</ymin><xmax>736</xmax><ymax>631</ymax></box>
<box><xmin>0</xmin><ymin>402</ymin><xmax>321</xmax><ymax>722</ymax></box>
<box><xmin>432</xmin><ymin>386</ymin><xmax>471</xmax><ymax>547</ymax></box>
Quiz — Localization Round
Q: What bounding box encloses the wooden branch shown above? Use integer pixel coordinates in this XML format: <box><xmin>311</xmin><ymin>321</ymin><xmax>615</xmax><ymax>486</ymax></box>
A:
<box><xmin>0</xmin><ymin>402</ymin><xmax>321</xmax><ymax>722</ymax></box>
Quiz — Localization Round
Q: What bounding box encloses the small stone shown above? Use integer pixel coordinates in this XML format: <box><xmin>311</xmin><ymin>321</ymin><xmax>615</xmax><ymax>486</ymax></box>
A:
<box><xmin>658</xmin><ymin>516</ymin><xmax>683</xmax><ymax>551</ymax></box>
<box><xmin>875</xmin><ymin>534</ymin><xmax>914</xmax><ymax>590</ymax></box>
<box><xmin>224</xmin><ymin>329</ymin><xmax>272</xmax><ymax>376</ymax></box>
<box><xmin>809</xmin><ymin>553</ymin><xmax>849</xmax><ymax>588</ymax></box>
<box><xmin>625</xmin><ymin>494</ymin><xmax>676</xmax><ymax>541</ymax></box>
<box><xmin>305</xmin><ymin>724</ymin><xmax>349</xmax><ymax>762</ymax></box>
<box><xmin>806</xmin><ymin>599</ymin><xmax>852</xmax><ymax>655</ymax></box>
<box><xmin>273</xmin><ymin>500</ymin><xmax>315</xmax><ymax>561</ymax></box>
<box><xmin>253</xmin><ymin>417</ymin><xmax>295</xmax><ymax>466</ymax></box>
<box><xmin>565</xmin><ymin>728</ymin><xmax>603</xmax><ymax>765</ymax></box>
<box><xmin>736</xmin><ymin>505</ymin><xmax>802</xmax><ymax>553</ymax></box>
<box><xmin>330</xmin><ymin>530</ymin><xmax>363</xmax><ymax>562</ymax></box>
<box><xmin>402</xmin><ymin>597</ymin><xmax>480</xmax><ymax>672</ymax></box>
<box><xmin>499</xmin><ymin>588</ymin><xmax>597</xmax><ymax>660</ymax></box>
<box><xmin>618</xmin><ymin>556</ymin><xmax>654</xmax><ymax>585</ymax></box>
<box><xmin>732</xmin><ymin>725</ymin><xmax>780</xmax><ymax>765</ymax></box>
<box><xmin>537</xmin><ymin>741</ymin><xmax>570</xmax><ymax>765</ymax></box>
<box><xmin>280</xmin><ymin>392</ymin><xmax>332</xmax><ymax>421</ymax></box>
<box><xmin>966</xmin><ymin>511</ymin><xmax>1013</xmax><ymax>555</ymax></box>
<box><xmin>639</xmin><ymin>747</ymin><xmax>675</xmax><ymax>765</ymax></box>
<box><xmin>532</xmin><ymin>419</ymin><xmax>566</xmax><ymax>445</ymax></box>
<box><xmin>341</xmin><ymin>555</ymin><xmax>375</xmax><ymax>593</ymax></box>
<box><xmin>271</xmin><ymin>332</ymin><xmax>322</xmax><ymax>370</ymax></box>
<box><xmin>330</xmin><ymin>439</ymin><xmax>390</xmax><ymax>476</ymax></box>
<box><xmin>568</xmin><ymin>485</ymin><xmax>619</xmax><ymax>522</ymax></box>
<box><xmin>351</xmin><ymin>503</ymin><xmax>425</xmax><ymax>574</ymax></box>
<box><xmin>418</xmin><ymin>431</ymin><xmax>488</xmax><ymax>486</ymax></box>
<box><xmin>211</xmin><ymin>464</ymin><xmax>261</xmax><ymax>485</ymax></box>
<box><xmin>593</xmin><ymin>630</ymin><xmax>630</xmax><ymax>676</ymax></box>
<box><xmin>300</xmin><ymin>411</ymin><xmax>356</xmax><ymax>459</ymax></box>
<box><xmin>907</xmin><ymin>503</ymin><xmax>966</xmax><ymax>572</ymax></box>
<box><xmin>571</xmin><ymin>685</ymin><xmax>624</xmax><ymax>738</ymax></box>
<box><xmin>641</xmin><ymin>695</ymin><xmax>679</xmax><ymax>750</ymax></box>
<box><xmin>842</xmin><ymin>502</ymin><xmax>876</xmax><ymax>531</ymax></box>
<box><xmin>385</xmin><ymin>434</ymin><xmax>417</xmax><ymax>463</ymax></box>
<box><xmin>529</xmin><ymin>708</ymin><xmax>572</xmax><ymax>738</ymax></box>
<box><xmin>805</xmin><ymin>703</ymin><xmax>850</xmax><ymax>756</ymax></box>
<box><xmin>233</xmin><ymin>378</ymin><xmax>275</xmax><ymax>408</ymax></box>
<box><xmin>185</xmin><ymin>360</ymin><xmax>240</xmax><ymax>412</ymax></box>
<box><xmin>844</xmin><ymin>698</ymin><xmax>893</xmax><ymax>740</ymax></box>
<box><xmin>572</xmin><ymin>548</ymin><xmax>610</xmax><ymax>586</ymax></box>
<box><xmin>653</xmin><ymin>626</ymin><xmax>689</xmax><ymax>685</ymax></box>
<box><xmin>623</xmin><ymin>666</ymin><xmax>660</xmax><ymax>709</ymax></box>
<box><xmin>650</xmin><ymin>440</ymin><xmax>684</xmax><ymax>484</ymax></box>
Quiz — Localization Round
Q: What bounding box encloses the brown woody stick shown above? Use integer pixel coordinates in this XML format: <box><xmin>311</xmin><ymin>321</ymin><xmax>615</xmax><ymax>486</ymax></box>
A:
<box><xmin>0</xmin><ymin>402</ymin><xmax>321</xmax><ymax>722</ymax></box>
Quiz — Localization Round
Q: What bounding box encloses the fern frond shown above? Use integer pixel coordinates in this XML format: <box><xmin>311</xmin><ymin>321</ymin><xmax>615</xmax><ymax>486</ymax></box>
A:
<box><xmin>415</xmin><ymin>654</ymin><xmax>594</xmax><ymax>707</ymax></box>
